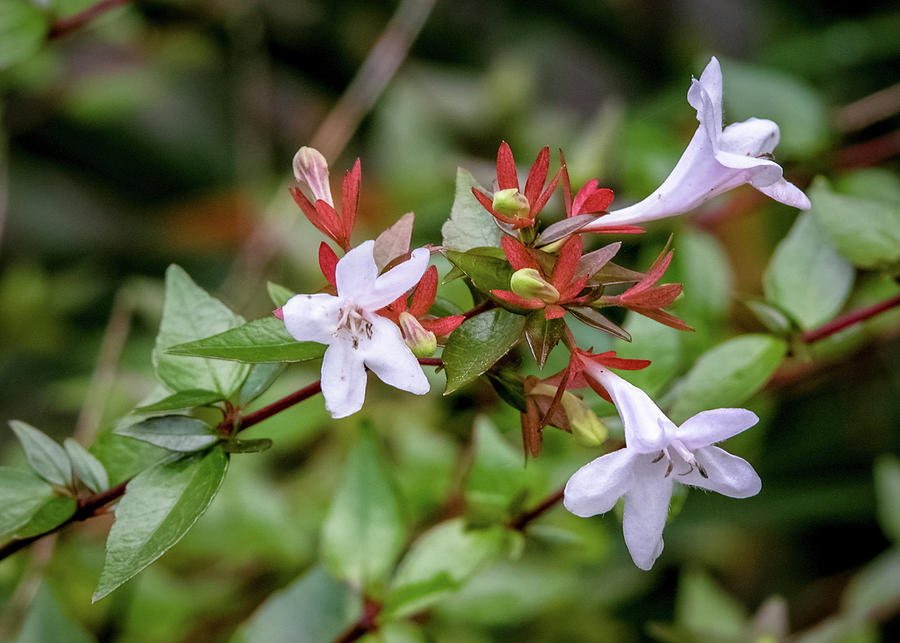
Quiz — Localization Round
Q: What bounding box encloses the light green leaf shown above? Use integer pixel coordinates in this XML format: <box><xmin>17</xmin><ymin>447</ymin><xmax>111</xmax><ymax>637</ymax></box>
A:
<box><xmin>93</xmin><ymin>448</ymin><xmax>228</xmax><ymax>602</ymax></box>
<box><xmin>675</xmin><ymin>229</ymin><xmax>733</xmax><ymax>320</ymax></box>
<box><xmin>9</xmin><ymin>420</ymin><xmax>72</xmax><ymax>487</ymax></box>
<box><xmin>441</xmin><ymin>167</ymin><xmax>501</xmax><ymax>252</ymax></box>
<box><xmin>874</xmin><ymin>454</ymin><xmax>900</xmax><ymax>545</ymax></box>
<box><xmin>152</xmin><ymin>265</ymin><xmax>249</xmax><ymax>396</ymax></box>
<box><xmin>230</xmin><ymin>566</ymin><xmax>360</xmax><ymax>643</ymax></box>
<box><xmin>13</xmin><ymin>583</ymin><xmax>95</xmax><ymax>643</ymax></box>
<box><xmin>135</xmin><ymin>389</ymin><xmax>224</xmax><ymax>413</ymax></box>
<box><xmin>266</xmin><ymin>282</ymin><xmax>295</xmax><ymax>308</ymax></box>
<box><xmin>675</xmin><ymin>568</ymin><xmax>748</xmax><ymax>641</ymax></box>
<box><xmin>442</xmin><ymin>309</ymin><xmax>526</xmax><ymax>394</ymax></box>
<box><xmin>321</xmin><ymin>426</ymin><xmax>406</xmax><ymax>592</ymax></box>
<box><xmin>842</xmin><ymin>549</ymin><xmax>900</xmax><ymax>621</ymax></box>
<box><xmin>221</xmin><ymin>438</ymin><xmax>273</xmax><ymax>454</ymax></box>
<box><xmin>809</xmin><ymin>176</ymin><xmax>900</xmax><ymax>271</ymax></box>
<box><xmin>13</xmin><ymin>495</ymin><xmax>76</xmax><ymax>540</ymax></box>
<box><xmin>667</xmin><ymin>335</ymin><xmax>786</xmax><ymax>423</ymax></box>
<box><xmin>239</xmin><ymin>363</ymin><xmax>286</xmax><ymax>407</ymax></box>
<box><xmin>0</xmin><ymin>1</ymin><xmax>48</xmax><ymax>72</ymax></box>
<box><xmin>89</xmin><ymin>429</ymin><xmax>170</xmax><ymax>487</ymax></box>
<box><xmin>166</xmin><ymin>317</ymin><xmax>326</xmax><ymax>363</ymax></box>
<box><xmin>615</xmin><ymin>312</ymin><xmax>683</xmax><ymax>397</ymax></box>
<box><xmin>0</xmin><ymin>467</ymin><xmax>54</xmax><ymax>541</ymax></box>
<box><xmin>115</xmin><ymin>416</ymin><xmax>220</xmax><ymax>453</ymax></box>
<box><xmin>764</xmin><ymin>212</ymin><xmax>854</xmax><ymax>331</ymax></box>
<box><xmin>385</xmin><ymin>518</ymin><xmax>506</xmax><ymax>619</ymax></box>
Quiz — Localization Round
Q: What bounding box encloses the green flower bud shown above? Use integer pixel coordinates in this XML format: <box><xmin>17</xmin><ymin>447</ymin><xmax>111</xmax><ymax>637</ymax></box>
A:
<box><xmin>398</xmin><ymin>311</ymin><xmax>437</xmax><ymax>357</ymax></box>
<box><xmin>492</xmin><ymin>188</ymin><xmax>530</xmax><ymax>218</ymax></box>
<box><xmin>563</xmin><ymin>393</ymin><xmax>607</xmax><ymax>447</ymax></box>
<box><xmin>510</xmin><ymin>268</ymin><xmax>559</xmax><ymax>303</ymax></box>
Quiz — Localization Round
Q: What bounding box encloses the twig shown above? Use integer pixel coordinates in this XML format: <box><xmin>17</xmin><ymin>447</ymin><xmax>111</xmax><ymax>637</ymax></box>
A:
<box><xmin>332</xmin><ymin>597</ymin><xmax>382</xmax><ymax>643</ymax></box>
<box><xmin>238</xmin><ymin>380</ymin><xmax>322</xmax><ymax>430</ymax></box>
<box><xmin>801</xmin><ymin>294</ymin><xmax>900</xmax><ymax>344</ymax></box>
<box><xmin>507</xmin><ymin>487</ymin><xmax>565</xmax><ymax>532</ymax></box>
<box><xmin>48</xmin><ymin>0</ymin><xmax>130</xmax><ymax>40</ymax></box>
<box><xmin>834</xmin><ymin>82</ymin><xmax>900</xmax><ymax>132</ymax></box>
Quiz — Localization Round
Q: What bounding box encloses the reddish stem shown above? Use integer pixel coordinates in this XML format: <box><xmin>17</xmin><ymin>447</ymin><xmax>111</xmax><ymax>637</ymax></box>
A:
<box><xmin>239</xmin><ymin>380</ymin><xmax>323</xmax><ymax>430</ymax></box>
<box><xmin>507</xmin><ymin>486</ymin><xmax>565</xmax><ymax>531</ymax></box>
<box><xmin>48</xmin><ymin>0</ymin><xmax>130</xmax><ymax>39</ymax></box>
<box><xmin>801</xmin><ymin>294</ymin><xmax>900</xmax><ymax>344</ymax></box>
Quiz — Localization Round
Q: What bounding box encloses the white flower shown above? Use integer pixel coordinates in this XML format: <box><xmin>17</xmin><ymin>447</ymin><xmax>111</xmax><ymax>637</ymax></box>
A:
<box><xmin>584</xmin><ymin>57</ymin><xmax>809</xmax><ymax>231</ymax></box>
<box><xmin>564</xmin><ymin>365</ymin><xmax>761</xmax><ymax>570</ymax></box>
<box><xmin>281</xmin><ymin>240</ymin><xmax>431</xmax><ymax>418</ymax></box>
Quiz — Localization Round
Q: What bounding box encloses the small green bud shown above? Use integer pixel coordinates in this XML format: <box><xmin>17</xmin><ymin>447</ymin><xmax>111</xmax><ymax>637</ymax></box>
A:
<box><xmin>398</xmin><ymin>312</ymin><xmax>437</xmax><ymax>357</ymax></box>
<box><xmin>510</xmin><ymin>268</ymin><xmax>559</xmax><ymax>303</ymax></box>
<box><xmin>492</xmin><ymin>188</ymin><xmax>530</xmax><ymax>218</ymax></box>
<box><xmin>563</xmin><ymin>393</ymin><xmax>607</xmax><ymax>447</ymax></box>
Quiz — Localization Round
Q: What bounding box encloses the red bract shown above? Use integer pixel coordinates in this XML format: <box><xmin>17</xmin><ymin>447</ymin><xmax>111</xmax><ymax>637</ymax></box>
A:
<box><xmin>491</xmin><ymin>236</ymin><xmax>589</xmax><ymax>319</ymax></box>
<box><xmin>472</xmin><ymin>141</ymin><xmax>562</xmax><ymax>229</ymax></box>
<box><xmin>289</xmin><ymin>158</ymin><xmax>360</xmax><ymax>251</ymax></box>
<box><xmin>379</xmin><ymin>265</ymin><xmax>464</xmax><ymax>338</ymax></box>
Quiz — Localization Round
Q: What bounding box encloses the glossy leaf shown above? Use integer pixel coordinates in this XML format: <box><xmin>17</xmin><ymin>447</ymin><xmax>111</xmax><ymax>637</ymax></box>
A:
<box><xmin>667</xmin><ymin>334</ymin><xmax>786</xmax><ymax>423</ymax></box>
<box><xmin>9</xmin><ymin>420</ymin><xmax>72</xmax><ymax>487</ymax></box>
<box><xmin>486</xmin><ymin>370</ymin><xmax>527</xmax><ymax>413</ymax></box>
<box><xmin>442</xmin><ymin>309</ymin><xmax>526</xmax><ymax>394</ymax></box>
<box><xmin>443</xmin><ymin>248</ymin><xmax>515</xmax><ymax>297</ymax></box>
<box><xmin>0</xmin><ymin>467</ymin><xmax>54</xmax><ymax>541</ymax></box>
<box><xmin>63</xmin><ymin>438</ymin><xmax>109</xmax><ymax>493</ymax></box>
<box><xmin>0</xmin><ymin>0</ymin><xmax>48</xmax><ymax>71</ymax></box>
<box><xmin>93</xmin><ymin>448</ymin><xmax>229</xmax><ymax>602</ymax></box>
<box><xmin>135</xmin><ymin>389</ymin><xmax>224</xmax><ymax>413</ymax></box>
<box><xmin>321</xmin><ymin>426</ymin><xmax>406</xmax><ymax>591</ymax></box>
<box><xmin>764</xmin><ymin>212</ymin><xmax>854</xmax><ymax>330</ymax></box>
<box><xmin>523</xmin><ymin>313</ymin><xmax>566</xmax><ymax>369</ymax></box>
<box><xmin>441</xmin><ymin>167</ymin><xmax>501</xmax><ymax>252</ymax></box>
<box><xmin>166</xmin><ymin>317</ymin><xmax>326</xmax><ymax>363</ymax></box>
<box><xmin>13</xmin><ymin>496</ymin><xmax>76</xmax><ymax>540</ymax></box>
<box><xmin>152</xmin><ymin>265</ymin><xmax>249</xmax><ymax>396</ymax></box>
<box><xmin>115</xmin><ymin>416</ymin><xmax>220</xmax><ymax>453</ymax></box>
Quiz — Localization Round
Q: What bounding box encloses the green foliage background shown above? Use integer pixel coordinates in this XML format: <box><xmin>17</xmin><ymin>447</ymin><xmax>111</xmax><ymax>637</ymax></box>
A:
<box><xmin>1</xmin><ymin>0</ymin><xmax>899</xmax><ymax>641</ymax></box>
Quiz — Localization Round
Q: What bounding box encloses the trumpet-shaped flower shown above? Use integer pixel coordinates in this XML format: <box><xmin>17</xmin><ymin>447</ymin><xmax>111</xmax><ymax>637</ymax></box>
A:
<box><xmin>564</xmin><ymin>365</ymin><xmax>761</xmax><ymax>570</ymax></box>
<box><xmin>584</xmin><ymin>57</ymin><xmax>810</xmax><ymax>231</ymax></box>
<box><xmin>278</xmin><ymin>240</ymin><xmax>431</xmax><ymax>418</ymax></box>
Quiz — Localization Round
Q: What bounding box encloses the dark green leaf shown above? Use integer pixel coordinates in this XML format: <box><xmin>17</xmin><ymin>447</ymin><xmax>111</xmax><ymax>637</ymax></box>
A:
<box><xmin>166</xmin><ymin>317</ymin><xmax>326</xmax><ymax>363</ymax></box>
<box><xmin>239</xmin><ymin>363</ymin><xmax>286</xmax><ymax>406</ymax></box>
<box><xmin>135</xmin><ymin>389</ymin><xmax>224</xmax><ymax>413</ymax></box>
<box><xmin>93</xmin><ymin>448</ymin><xmax>229</xmax><ymax>602</ymax></box>
<box><xmin>152</xmin><ymin>265</ymin><xmax>249</xmax><ymax>396</ymax></box>
<box><xmin>13</xmin><ymin>495</ymin><xmax>76</xmax><ymax>540</ymax></box>
<box><xmin>13</xmin><ymin>583</ymin><xmax>95</xmax><ymax>643</ymax></box>
<box><xmin>764</xmin><ymin>211</ymin><xmax>854</xmax><ymax>330</ymax></box>
<box><xmin>9</xmin><ymin>420</ymin><xmax>72</xmax><ymax>487</ymax></box>
<box><xmin>568</xmin><ymin>307</ymin><xmax>631</xmax><ymax>341</ymax></box>
<box><xmin>441</xmin><ymin>168</ymin><xmax>501</xmax><ymax>252</ymax></box>
<box><xmin>115</xmin><ymin>416</ymin><xmax>220</xmax><ymax>453</ymax></box>
<box><xmin>63</xmin><ymin>438</ymin><xmax>109</xmax><ymax>493</ymax></box>
<box><xmin>89</xmin><ymin>429</ymin><xmax>170</xmax><ymax>487</ymax></box>
<box><xmin>809</xmin><ymin>176</ymin><xmax>900</xmax><ymax>271</ymax></box>
<box><xmin>231</xmin><ymin>566</ymin><xmax>361</xmax><ymax>643</ymax></box>
<box><xmin>221</xmin><ymin>438</ymin><xmax>273</xmax><ymax>454</ymax></box>
<box><xmin>442</xmin><ymin>309</ymin><xmax>526</xmax><ymax>394</ymax></box>
<box><xmin>523</xmin><ymin>313</ymin><xmax>565</xmax><ymax>369</ymax></box>
<box><xmin>443</xmin><ymin>248</ymin><xmax>515</xmax><ymax>297</ymax></box>
<box><xmin>0</xmin><ymin>1</ymin><xmax>48</xmax><ymax>72</ymax></box>
<box><xmin>321</xmin><ymin>426</ymin><xmax>406</xmax><ymax>591</ymax></box>
<box><xmin>486</xmin><ymin>370</ymin><xmax>527</xmax><ymax>413</ymax></box>
<box><xmin>667</xmin><ymin>335</ymin><xmax>786</xmax><ymax>423</ymax></box>
<box><xmin>267</xmin><ymin>282</ymin><xmax>295</xmax><ymax>308</ymax></box>
<box><xmin>0</xmin><ymin>467</ymin><xmax>54</xmax><ymax>541</ymax></box>
<box><xmin>874</xmin><ymin>454</ymin><xmax>900</xmax><ymax>545</ymax></box>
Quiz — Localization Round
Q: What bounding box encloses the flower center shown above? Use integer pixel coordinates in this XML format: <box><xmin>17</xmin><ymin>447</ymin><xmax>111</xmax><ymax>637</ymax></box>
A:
<box><xmin>335</xmin><ymin>303</ymin><xmax>373</xmax><ymax>350</ymax></box>
<box><xmin>650</xmin><ymin>440</ymin><xmax>708</xmax><ymax>479</ymax></box>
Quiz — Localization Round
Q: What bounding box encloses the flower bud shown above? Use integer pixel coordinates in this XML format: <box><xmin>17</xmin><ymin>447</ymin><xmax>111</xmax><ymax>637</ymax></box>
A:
<box><xmin>292</xmin><ymin>146</ymin><xmax>334</xmax><ymax>206</ymax></box>
<box><xmin>562</xmin><ymin>393</ymin><xmax>607</xmax><ymax>447</ymax></box>
<box><xmin>510</xmin><ymin>268</ymin><xmax>559</xmax><ymax>304</ymax></box>
<box><xmin>398</xmin><ymin>311</ymin><xmax>437</xmax><ymax>357</ymax></box>
<box><xmin>492</xmin><ymin>188</ymin><xmax>530</xmax><ymax>219</ymax></box>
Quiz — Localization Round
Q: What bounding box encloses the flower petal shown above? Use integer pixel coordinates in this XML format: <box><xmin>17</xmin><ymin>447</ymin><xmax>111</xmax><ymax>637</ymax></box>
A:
<box><xmin>359</xmin><ymin>316</ymin><xmax>429</xmax><ymax>395</ymax></box>
<box><xmin>679</xmin><ymin>446</ymin><xmax>761</xmax><ymax>498</ymax></box>
<box><xmin>676</xmin><ymin>408</ymin><xmax>759</xmax><ymax>449</ymax></box>
<box><xmin>359</xmin><ymin>247</ymin><xmax>430</xmax><ymax>310</ymax></box>
<box><xmin>281</xmin><ymin>293</ymin><xmax>342</xmax><ymax>344</ymax></box>
<box><xmin>756</xmin><ymin>178</ymin><xmax>811</xmax><ymax>210</ymax></box>
<box><xmin>320</xmin><ymin>340</ymin><xmax>368</xmax><ymax>418</ymax></box>
<box><xmin>687</xmin><ymin>57</ymin><xmax>723</xmax><ymax>132</ymax></box>
<box><xmin>335</xmin><ymin>240</ymin><xmax>379</xmax><ymax>297</ymax></box>
<box><xmin>563</xmin><ymin>448</ymin><xmax>637</xmax><ymax>517</ymax></box>
<box><xmin>622</xmin><ymin>459</ymin><xmax>673</xmax><ymax>570</ymax></box>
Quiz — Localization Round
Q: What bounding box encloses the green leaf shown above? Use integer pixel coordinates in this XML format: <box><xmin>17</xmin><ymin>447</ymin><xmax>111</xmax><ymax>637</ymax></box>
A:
<box><xmin>221</xmin><ymin>438</ymin><xmax>273</xmax><ymax>454</ymax></box>
<box><xmin>239</xmin><ymin>363</ymin><xmax>286</xmax><ymax>407</ymax></box>
<box><xmin>9</xmin><ymin>420</ymin><xmax>72</xmax><ymax>487</ymax></box>
<box><xmin>231</xmin><ymin>566</ymin><xmax>361</xmax><ymax>643</ymax></box>
<box><xmin>0</xmin><ymin>1</ymin><xmax>48</xmax><ymax>72</ymax></box>
<box><xmin>89</xmin><ymin>429</ymin><xmax>170</xmax><ymax>487</ymax></box>
<box><xmin>744</xmin><ymin>299</ymin><xmax>794</xmax><ymax>337</ymax></box>
<box><xmin>321</xmin><ymin>426</ymin><xmax>406</xmax><ymax>592</ymax></box>
<box><xmin>842</xmin><ymin>549</ymin><xmax>900</xmax><ymax>621</ymax></box>
<box><xmin>874</xmin><ymin>454</ymin><xmax>900</xmax><ymax>545</ymax></box>
<box><xmin>441</xmin><ymin>167</ymin><xmax>501</xmax><ymax>252</ymax></box>
<box><xmin>0</xmin><ymin>467</ymin><xmax>54</xmax><ymax>541</ymax></box>
<box><xmin>675</xmin><ymin>568</ymin><xmax>748</xmax><ymax>641</ymax></box>
<box><xmin>267</xmin><ymin>282</ymin><xmax>295</xmax><ymax>308</ymax></box>
<box><xmin>66</xmin><ymin>436</ymin><xmax>108</xmax><ymax>492</ymax></box>
<box><xmin>614</xmin><ymin>312</ymin><xmax>682</xmax><ymax>397</ymax></box>
<box><xmin>523</xmin><ymin>313</ymin><xmax>565</xmax><ymax>369</ymax></box>
<box><xmin>809</xmin><ymin>176</ymin><xmax>900</xmax><ymax>271</ymax></box>
<box><xmin>442</xmin><ymin>309</ymin><xmax>526</xmax><ymax>394</ymax></box>
<box><xmin>384</xmin><ymin>518</ymin><xmax>506</xmax><ymax>618</ymax></box>
<box><xmin>443</xmin><ymin>248</ymin><xmax>515</xmax><ymax>297</ymax></box>
<box><xmin>667</xmin><ymin>335</ymin><xmax>786</xmax><ymax>423</ymax></box>
<box><xmin>93</xmin><ymin>448</ymin><xmax>228</xmax><ymax>602</ymax></box>
<box><xmin>115</xmin><ymin>416</ymin><xmax>220</xmax><ymax>453</ymax></box>
<box><xmin>485</xmin><ymin>370</ymin><xmax>527</xmax><ymax>413</ymax></box>
<box><xmin>135</xmin><ymin>389</ymin><xmax>224</xmax><ymax>413</ymax></box>
<box><xmin>674</xmin><ymin>229</ymin><xmax>733</xmax><ymax>320</ymax></box>
<box><xmin>166</xmin><ymin>317</ymin><xmax>326</xmax><ymax>363</ymax></box>
<box><xmin>13</xmin><ymin>583</ymin><xmax>95</xmax><ymax>643</ymax></box>
<box><xmin>764</xmin><ymin>212</ymin><xmax>854</xmax><ymax>331</ymax></box>
<box><xmin>152</xmin><ymin>265</ymin><xmax>250</xmax><ymax>396</ymax></box>
<box><xmin>13</xmin><ymin>495</ymin><xmax>76</xmax><ymax>540</ymax></box>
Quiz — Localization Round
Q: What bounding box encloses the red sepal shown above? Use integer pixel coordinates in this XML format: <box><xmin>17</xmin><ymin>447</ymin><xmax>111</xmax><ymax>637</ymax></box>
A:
<box><xmin>497</xmin><ymin>141</ymin><xmax>519</xmax><ymax>190</ymax></box>
<box><xmin>409</xmin><ymin>266</ymin><xmax>438</xmax><ymax>317</ymax></box>
<box><xmin>501</xmin><ymin>236</ymin><xmax>541</xmax><ymax>271</ymax></box>
<box><xmin>523</xmin><ymin>146</ymin><xmax>550</xmax><ymax>207</ymax></box>
<box><xmin>421</xmin><ymin>315</ymin><xmax>465</xmax><ymax>336</ymax></box>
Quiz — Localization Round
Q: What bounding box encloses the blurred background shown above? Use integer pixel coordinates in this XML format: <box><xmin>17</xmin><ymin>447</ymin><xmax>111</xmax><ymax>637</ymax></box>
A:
<box><xmin>1</xmin><ymin>0</ymin><xmax>899</xmax><ymax>641</ymax></box>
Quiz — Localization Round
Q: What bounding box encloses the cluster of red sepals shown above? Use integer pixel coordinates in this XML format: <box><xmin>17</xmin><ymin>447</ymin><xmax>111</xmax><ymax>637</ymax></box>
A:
<box><xmin>288</xmin><ymin>142</ymin><xmax>693</xmax><ymax>457</ymax></box>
